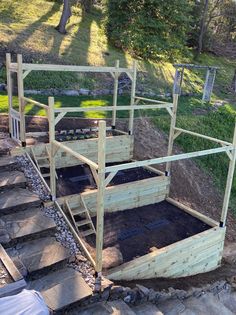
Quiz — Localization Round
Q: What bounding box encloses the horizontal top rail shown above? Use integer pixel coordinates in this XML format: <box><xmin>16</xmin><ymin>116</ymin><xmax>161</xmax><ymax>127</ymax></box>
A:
<box><xmin>53</xmin><ymin>140</ymin><xmax>99</xmax><ymax>170</ymax></box>
<box><xmin>174</xmin><ymin>127</ymin><xmax>232</xmax><ymax>146</ymax></box>
<box><xmin>174</xmin><ymin>63</ymin><xmax>219</xmax><ymax>70</ymax></box>
<box><xmin>134</xmin><ymin>96</ymin><xmax>172</xmax><ymax>104</ymax></box>
<box><xmin>54</xmin><ymin>103</ymin><xmax>173</xmax><ymax>113</ymax></box>
<box><xmin>10</xmin><ymin>63</ymin><xmax>133</xmax><ymax>74</ymax></box>
<box><xmin>22</xmin><ymin>97</ymin><xmax>49</xmax><ymax>110</ymax></box>
<box><xmin>105</xmin><ymin>145</ymin><xmax>233</xmax><ymax>173</ymax></box>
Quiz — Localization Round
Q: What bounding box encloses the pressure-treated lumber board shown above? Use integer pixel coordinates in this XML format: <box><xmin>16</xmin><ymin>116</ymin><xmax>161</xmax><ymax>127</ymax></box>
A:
<box><xmin>57</xmin><ymin>176</ymin><xmax>170</xmax><ymax>214</ymax></box>
<box><xmin>12</xmin><ymin>135</ymin><xmax>134</xmax><ymax>168</ymax></box>
<box><xmin>106</xmin><ymin>226</ymin><xmax>225</xmax><ymax>280</ymax></box>
<box><xmin>166</xmin><ymin>197</ymin><xmax>218</xmax><ymax>227</ymax></box>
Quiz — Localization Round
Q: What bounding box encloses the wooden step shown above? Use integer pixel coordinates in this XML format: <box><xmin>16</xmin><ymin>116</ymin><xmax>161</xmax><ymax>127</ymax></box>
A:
<box><xmin>77</xmin><ymin>219</ymin><xmax>91</xmax><ymax>227</ymax></box>
<box><xmin>42</xmin><ymin>173</ymin><xmax>50</xmax><ymax>178</ymax></box>
<box><xmin>71</xmin><ymin>207</ymin><xmax>86</xmax><ymax>215</ymax></box>
<box><xmin>0</xmin><ymin>170</ymin><xmax>26</xmax><ymax>191</ymax></box>
<box><xmin>37</xmin><ymin>156</ymin><xmax>49</xmax><ymax>161</ymax></box>
<box><xmin>0</xmin><ymin>188</ymin><xmax>41</xmax><ymax>215</ymax></box>
<box><xmin>6</xmin><ymin>236</ymin><xmax>70</xmax><ymax>274</ymax></box>
<box><xmin>1</xmin><ymin>208</ymin><xmax>56</xmax><ymax>244</ymax></box>
<box><xmin>80</xmin><ymin>229</ymin><xmax>95</xmax><ymax>237</ymax></box>
<box><xmin>28</xmin><ymin>267</ymin><xmax>92</xmax><ymax>312</ymax></box>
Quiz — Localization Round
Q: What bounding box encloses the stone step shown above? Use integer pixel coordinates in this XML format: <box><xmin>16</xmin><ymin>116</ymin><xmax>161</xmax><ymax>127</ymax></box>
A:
<box><xmin>0</xmin><ymin>188</ymin><xmax>40</xmax><ymax>215</ymax></box>
<box><xmin>77</xmin><ymin>301</ymin><xmax>136</xmax><ymax>315</ymax></box>
<box><xmin>132</xmin><ymin>303</ymin><xmax>163</xmax><ymax>314</ymax></box>
<box><xmin>1</xmin><ymin>207</ymin><xmax>56</xmax><ymax>245</ymax></box>
<box><xmin>28</xmin><ymin>267</ymin><xmax>92</xmax><ymax>312</ymax></box>
<box><xmin>0</xmin><ymin>156</ymin><xmax>17</xmax><ymax>172</ymax></box>
<box><xmin>6</xmin><ymin>236</ymin><xmax>71</xmax><ymax>274</ymax></box>
<box><xmin>0</xmin><ymin>170</ymin><xmax>26</xmax><ymax>191</ymax></box>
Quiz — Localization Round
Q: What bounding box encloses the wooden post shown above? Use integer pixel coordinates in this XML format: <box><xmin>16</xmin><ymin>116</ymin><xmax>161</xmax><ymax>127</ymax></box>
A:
<box><xmin>17</xmin><ymin>54</ymin><xmax>26</xmax><ymax>146</ymax></box>
<box><xmin>112</xmin><ymin>60</ymin><xmax>119</xmax><ymax>129</ymax></box>
<box><xmin>128</xmin><ymin>61</ymin><xmax>137</xmax><ymax>135</ymax></box>
<box><xmin>6</xmin><ymin>53</ymin><xmax>13</xmax><ymax>137</ymax></box>
<box><xmin>48</xmin><ymin>97</ymin><xmax>56</xmax><ymax>200</ymax></box>
<box><xmin>220</xmin><ymin>121</ymin><xmax>236</xmax><ymax>227</ymax></box>
<box><xmin>165</xmin><ymin>93</ymin><xmax>179</xmax><ymax>177</ymax></box>
<box><xmin>95</xmin><ymin>120</ymin><xmax>106</xmax><ymax>276</ymax></box>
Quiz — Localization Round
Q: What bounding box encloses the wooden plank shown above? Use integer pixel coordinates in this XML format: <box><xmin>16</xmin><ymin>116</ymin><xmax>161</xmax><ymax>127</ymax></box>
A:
<box><xmin>18</xmin><ymin>63</ymin><xmax>133</xmax><ymax>74</ymax></box>
<box><xmin>221</xmin><ymin>121</ymin><xmax>236</xmax><ymax>226</ymax></box>
<box><xmin>6</xmin><ymin>53</ymin><xmax>13</xmax><ymax>136</ymax></box>
<box><xmin>17</xmin><ymin>54</ymin><xmax>26</xmax><ymax>144</ymax></box>
<box><xmin>104</xmin><ymin>171</ymin><xmax>118</xmax><ymax>187</ymax></box>
<box><xmin>165</xmin><ymin>93</ymin><xmax>178</xmax><ymax>176</ymax></box>
<box><xmin>174</xmin><ymin>127</ymin><xmax>232</xmax><ymax>146</ymax></box>
<box><xmin>105</xmin><ymin>145</ymin><xmax>234</xmax><ymax>173</ymax></box>
<box><xmin>112</xmin><ymin>60</ymin><xmax>119</xmax><ymax>128</ymax></box>
<box><xmin>53</xmin><ymin>140</ymin><xmax>99</xmax><ymax>170</ymax></box>
<box><xmin>95</xmin><ymin>120</ymin><xmax>106</xmax><ymax>273</ymax></box>
<box><xmin>22</xmin><ymin>97</ymin><xmax>48</xmax><ymax>110</ymax></box>
<box><xmin>16</xmin><ymin>135</ymin><xmax>134</xmax><ymax>168</ymax></box>
<box><xmin>134</xmin><ymin>96</ymin><xmax>174</xmax><ymax>105</ymax></box>
<box><xmin>128</xmin><ymin>61</ymin><xmax>137</xmax><ymax>135</ymax></box>
<box><xmin>166</xmin><ymin>197</ymin><xmax>218</xmax><ymax>227</ymax></box>
<box><xmin>54</xmin><ymin>104</ymin><xmax>173</xmax><ymax>113</ymax></box>
<box><xmin>48</xmin><ymin>97</ymin><xmax>56</xmax><ymax>199</ymax></box>
<box><xmin>107</xmin><ymin>226</ymin><xmax>225</xmax><ymax>280</ymax></box>
<box><xmin>0</xmin><ymin>244</ymin><xmax>23</xmax><ymax>282</ymax></box>
<box><xmin>82</xmin><ymin>176</ymin><xmax>170</xmax><ymax>214</ymax></box>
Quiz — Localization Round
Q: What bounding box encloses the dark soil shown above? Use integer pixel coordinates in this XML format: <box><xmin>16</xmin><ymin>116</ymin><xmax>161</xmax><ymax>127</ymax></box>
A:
<box><xmin>87</xmin><ymin>201</ymin><xmax>210</xmax><ymax>263</ymax></box>
<box><xmin>53</xmin><ymin>163</ymin><xmax>158</xmax><ymax>197</ymax></box>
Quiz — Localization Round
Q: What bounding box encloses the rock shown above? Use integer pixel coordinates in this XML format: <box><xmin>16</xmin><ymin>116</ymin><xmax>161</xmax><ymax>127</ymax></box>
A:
<box><xmin>136</xmin><ymin>284</ymin><xmax>150</xmax><ymax>296</ymax></box>
<box><xmin>79</xmin><ymin>88</ymin><xmax>90</xmax><ymax>95</ymax></box>
<box><xmin>76</xmin><ymin>254</ymin><xmax>87</xmax><ymax>262</ymax></box>
<box><xmin>0</xmin><ymin>84</ymin><xmax>6</xmax><ymax>91</ymax></box>
<box><xmin>102</xmin><ymin>246</ymin><xmax>123</xmax><ymax>269</ymax></box>
<box><xmin>62</xmin><ymin>90</ymin><xmax>80</xmax><ymax>96</ymax></box>
<box><xmin>0</xmin><ymin>233</ymin><xmax>10</xmax><ymax>243</ymax></box>
<box><xmin>124</xmin><ymin>295</ymin><xmax>132</xmax><ymax>303</ymax></box>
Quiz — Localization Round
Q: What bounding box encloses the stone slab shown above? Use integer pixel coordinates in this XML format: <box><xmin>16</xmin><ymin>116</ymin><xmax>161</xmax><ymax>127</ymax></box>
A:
<box><xmin>0</xmin><ymin>170</ymin><xmax>26</xmax><ymax>190</ymax></box>
<box><xmin>77</xmin><ymin>301</ymin><xmax>136</xmax><ymax>315</ymax></box>
<box><xmin>2</xmin><ymin>207</ymin><xmax>55</xmax><ymax>241</ymax></box>
<box><xmin>0</xmin><ymin>188</ymin><xmax>40</xmax><ymax>215</ymax></box>
<box><xmin>0</xmin><ymin>156</ymin><xmax>17</xmax><ymax>172</ymax></box>
<box><xmin>41</xmin><ymin>270</ymin><xmax>92</xmax><ymax>311</ymax></box>
<box><xmin>7</xmin><ymin>237</ymin><xmax>70</xmax><ymax>273</ymax></box>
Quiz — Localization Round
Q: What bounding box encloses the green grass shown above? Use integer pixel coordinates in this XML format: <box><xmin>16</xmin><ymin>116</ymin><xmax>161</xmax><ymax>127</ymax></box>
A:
<box><xmin>1</xmin><ymin>0</ymin><xmax>236</xmax><ymax>97</ymax></box>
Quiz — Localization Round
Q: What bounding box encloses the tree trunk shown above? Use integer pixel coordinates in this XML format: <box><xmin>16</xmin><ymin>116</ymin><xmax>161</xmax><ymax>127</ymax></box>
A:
<box><xmin>81</xmin><ymin>0</ymin><xmax>92</xmax><ymax>13</ymax></box>
<box><xmin>56</xmin><ymin>0</ymin><xmax>72</xmax><ymax>34</ymax></box>
<box><xmin>197</xmin><ymin>0</ymin><xmax>209</xmax><ymax>56</ymax></box>
<box><xmin>232</xmin><ymin>69</ymin><xmax>236</xmax><ymax>93</ymax></box>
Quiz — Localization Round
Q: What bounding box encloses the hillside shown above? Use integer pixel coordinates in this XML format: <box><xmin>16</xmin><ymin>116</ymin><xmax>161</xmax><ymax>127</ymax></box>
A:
<box><xmin>1</xmin><ymin>0</ymin><xmax>236</xmax><ymax>214</ymax></box>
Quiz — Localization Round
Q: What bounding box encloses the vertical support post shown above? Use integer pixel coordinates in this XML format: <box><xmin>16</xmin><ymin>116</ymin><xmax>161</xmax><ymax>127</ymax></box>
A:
<box><xmin>202</xmin><ymin>68</ymin><xmax>216</xmax><ymax>102</ymax></box>
<box><xmin>17</xmin><ymin>54</ymin><xmax>26</xmax><ymax>146</ymax></box>
<box><xmin>112</xmin><ymin>60</ymin><xmax>119</xmax><ymax>129</ymax></box>
<box><xmin>128</xmin><ymin>60</ymin><xmax>137</xmax><ymax>135</ymax></box>
<box><xmin>165</xmin><ymin>93</ymin><xmax>179</xmax><ymax>178</ymax></box>
<box><xmin>48</xmin><ymin>97</ymin><xmax>56</xmax><ymax>200</ymax></box>
<box><xmin>6</xmin><ymin>53</ymin><xmax>13</xmax><ymax>137</ymax></box>
<box><xmin>95</xmin><ymin>120</ymin><xmax>106</xmax><ymax>277</ymax></box>
<box><xmin>220</xmin><ymin>121</ymin><xmax>236</xmax><ymax>227</ymax></box>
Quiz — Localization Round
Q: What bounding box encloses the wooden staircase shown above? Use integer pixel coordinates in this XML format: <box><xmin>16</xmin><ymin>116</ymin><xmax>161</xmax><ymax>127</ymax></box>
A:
<box><xmin>30</xmin><ymin>146</ymin><xmax>58</xmax><ymax>179</ymax></box>
<box><xmin>64</xmin><ymin>196</ymin><xmax>96</xmax><ymax>239</ymax></box>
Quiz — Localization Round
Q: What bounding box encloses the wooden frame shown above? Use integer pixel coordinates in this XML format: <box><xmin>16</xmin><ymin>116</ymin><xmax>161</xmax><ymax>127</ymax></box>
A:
<box><xmin>8</xmin><ymin>54</ymin><xmax>236</xmax><ymax>281</ymax></box>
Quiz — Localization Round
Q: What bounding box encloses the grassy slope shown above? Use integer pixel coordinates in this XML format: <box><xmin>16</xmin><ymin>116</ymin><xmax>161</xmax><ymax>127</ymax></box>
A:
<box><xmin>1</xmin><ymin>0</ymin><xmax>236</xmax><ymax>211</ymax></box>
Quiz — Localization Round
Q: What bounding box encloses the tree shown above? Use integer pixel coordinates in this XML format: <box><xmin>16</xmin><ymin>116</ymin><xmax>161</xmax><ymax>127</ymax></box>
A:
<box><xmin>55</xmin><ymin>0</ymin><xmax>72</xmax><ymax>34</ymax></box>
<box><xmin>56</xmin><ymin>0</ymin><xmax>93</xmax><ymax>34</ymax></box>
<box><xmin>197</xmin><ymin>0</ymin><xmax>209</xmax><ymax>56</ymax></box>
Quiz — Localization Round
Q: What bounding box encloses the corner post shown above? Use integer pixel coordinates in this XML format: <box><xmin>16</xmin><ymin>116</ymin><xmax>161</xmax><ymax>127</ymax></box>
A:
<box><xmin>220</xmin><ymin>121</ymin><xmax>236</xmax><ymax>227</ymax></box>
<box><xmin>6</xmin><ymin>53</ymin><xmax>13</xmax><ymax>137</ymax></box>
<box><xmin>17</xmin><ymin>54</ymin><xmax>26</xmax><ymax>146</ymax></box>
<box><xmin>95</xmin><ymin>120</ymin><xmax>106</xmax><ymax>280</ymax></box>
<box><xmin>165</xmin><ymin>93</ymin><xmax>179</xmax><ymax>177</ymax></box>
<box><xmin>48</xmin><ymin>97</ymin><xmax>56</xmax><ymax>200</ymax></box>
<box><xmin>128</xmin><ymin>60</ymin><xmax>137</xmax><ymax>135</ymax></box>
<box><xmin>112</xmin><ymin>60</ymin><xmax>119</xmax><ymax>129</ymax></box>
